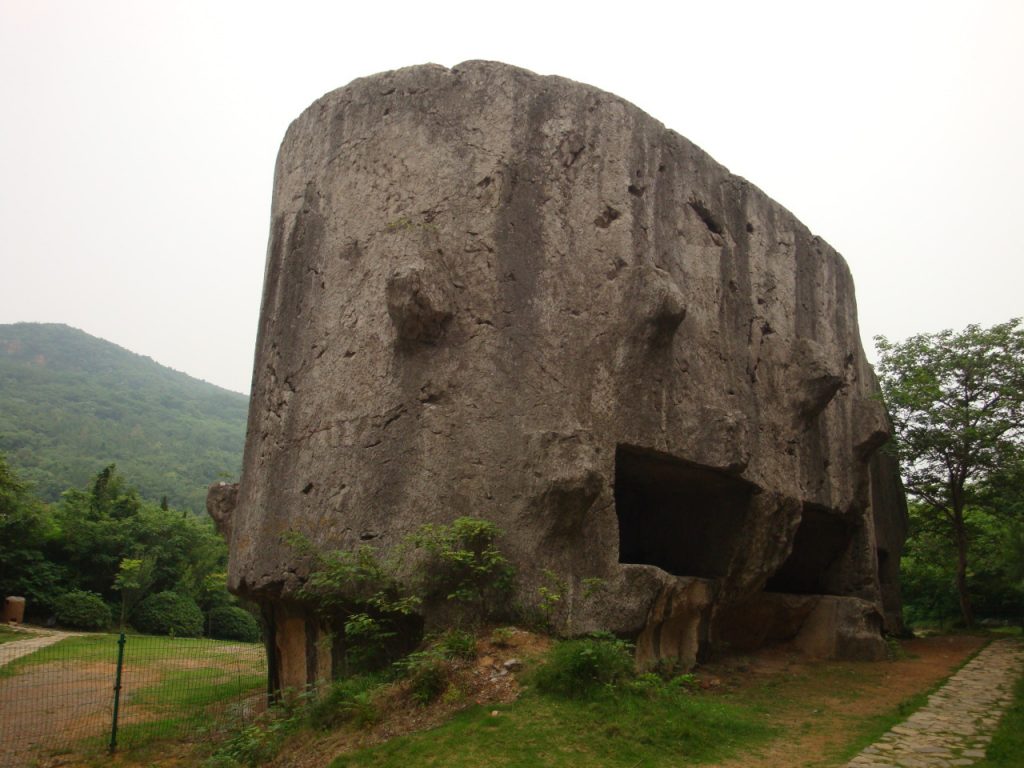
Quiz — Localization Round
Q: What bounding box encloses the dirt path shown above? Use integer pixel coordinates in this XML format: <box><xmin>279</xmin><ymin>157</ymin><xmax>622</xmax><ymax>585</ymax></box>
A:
<box><xmin>708</xmin><ymin>635</ymin><xmax>991</xmax><ymax>768</ymax></box>
<box><xmin>0</xmin><ymin>627</ymin><xmax>82</xmax><ymax>668</ymax></box>
<box><xmin>846</xmin><ymin>638</ymin><xmax>1023</xmax><ymax>767</ymax></box>
<box><xmin>0</xmin><ymin>630</ymin><xmax>111</xmax><ymax>768</ymax></box>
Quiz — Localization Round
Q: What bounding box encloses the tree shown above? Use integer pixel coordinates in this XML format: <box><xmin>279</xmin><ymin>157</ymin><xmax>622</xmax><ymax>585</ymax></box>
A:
<box><xmin>875</xmin><ymin>318</ymin><xmax>1024</xmax><ymax>627</ymax></box>
<box><xmin>113</xmin><ymin>556</ymin><xmax>156</xmax><ymax>629</ymax></box>
<box><xmin>0</xmin><ymin>454</ymin><xmax>67</xmax><ymax>613</ymax></box>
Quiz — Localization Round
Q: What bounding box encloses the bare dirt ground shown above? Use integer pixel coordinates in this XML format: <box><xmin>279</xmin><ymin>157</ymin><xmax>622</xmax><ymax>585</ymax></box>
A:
<box><xmin>2</xmin><ymin>633</ymin><xmax>989</xmax><ymax>768</ymax></box>
<box><xmin>0</xmin><ymin>634</ymin><xmax>265</xmax><ymax>768</ymax></box>
<box><xmin>0</xmin><ymin>659</ymin><xmax>114</xmax><ymax>767</ymax></box>
<box><xmin>706</xmin><ymin>634</ymin><xmax>989</xmax><ymax>768</ymax></box>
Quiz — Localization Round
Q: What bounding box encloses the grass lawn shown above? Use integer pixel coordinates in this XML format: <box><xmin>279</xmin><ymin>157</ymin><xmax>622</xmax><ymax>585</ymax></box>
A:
<box><xmin>0</xmin><ymin>632</ymin><xmax>121</xmax><ymax>676</ymax></box>
<box><xmin>330</xmin><ymin>687</ymin><xmax>775</xmax><ymax>768</ymax></box>
<box><xmin>313</xmin><ymin>635</ymin><xmax>993</xmax><ymax>768</ymax></box>
<box><xmin>0</xmin><ymin>632</ymin><xmax>265</xmax><ymax>766</ymax></box>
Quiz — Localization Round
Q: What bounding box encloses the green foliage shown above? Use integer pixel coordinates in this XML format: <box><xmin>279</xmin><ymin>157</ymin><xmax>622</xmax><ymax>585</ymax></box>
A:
<box><xmin>535</xmin><ymin>568</ymin><xmax>567</xmax><ymax>631</ymax></box>
<box><xmin>876</xmin><ymin>319</ymin><xmax>1024</xmax><ymax>626</ymax></box>
<box><xmin>133</xmin><ymin>591</ymin><xmax>204</xmax><ymax>637</ymax></box>
<box><xmin>114</xmin><ymin>556</ymin><xmax>157</xmax><ymax>628</ymax></box>
<box><xmin>207</xmin><ymin>703</ymin><xmax>305</xmax><ymax>768</ymax></box>
<box><xmin>195</xmin><ymin>571</ymin><xmax>237</xmax><ymax>614</ymax></box>
<box><xmin>975</xmin><ymin>670</ymin><xmax>1024</xmax><ymax>767</ymax></box>
<box><xmin>532</xmin><ymin>633</ymin><xmax>636</xmax><ymax>699</ymax></box>
<box><xmin>0</xmin><ymin>625</ymin><xmax>22</xmax><ymax>644</ymax></box>
<box><xmin>646</xmin><ymin>655</ymin><xmax>690</xmax><ymax>682</ymax></box>
<box><xmin>490</xmin><ymin>626</ymin><xmax>515</xmax><ymax>647</ymax></box>
<box><xmin>52</xmin><ymin>589</ymin><xmax>111</xmax><ymax>629</ymax></box>
<box><xmin>876</xmin><ymin>319</ymin><xmax>1024</xmax><ymax>499</ymax></box>
<box><xmin>8</xmin><ymin>463</ymin><xmax>231</xmax><ymax>623</ymax></box>
<box><xmin>394</xmin><ymin>650</ymin><xmax>449</xmax><ymax>706</ymax></box>
<box><xmin>0</xmin><ymin>322</ymin><xmax>246</xmax><ymax>512</ymax></box>
<box><xmin>901</xmin><ymin>499</ymin><xmax>1024</xmax><ymax>626</ymax></box>
<box><xmin>292</xmin><ymin>538</ymin><xmax>420</xmax><ymax>673</ymax></box>
<box><xmin>0</xmin><ymin>454</ymin><xmax>67</xmax><ymax>613</ymax></box>
<box><xmin>307</xmin><ymin>675</ymin><xmax>383</xmax><ymax>730</ymax></box>
<box><xmin>410</xmin><ymin>516</ymin><xmax>514</xmax><ymax>619</ymax></box>
<box><xmin>435</xmin><ymin>628</ymin><xmax>477</xmax><ymax>660</ymax></box>
<box><xmin>328</xmin><ymin>673</ymin><xmax>773</xmax><ymax>768</ymax></box>
<box><xmin>293</xmin><ymin>517</ymin><xmax>513</xmax><ymax>673</ymax></box>
<box><xmin>207</xmin><ymin>605</ymin><xmax>261</xmax><ymax>642</ymax></box>
<box><xmin>294</xmin><ymin>539</ymin><xmax>413</xmax><ymax>616</ymax></box>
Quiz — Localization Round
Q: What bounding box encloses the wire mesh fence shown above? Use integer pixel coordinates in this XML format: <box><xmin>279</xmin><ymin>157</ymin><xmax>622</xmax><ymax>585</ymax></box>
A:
<box><xmin>0</xmin><ymin>629</ymin><xmax>266</xmax><ymax>767</ymax></box>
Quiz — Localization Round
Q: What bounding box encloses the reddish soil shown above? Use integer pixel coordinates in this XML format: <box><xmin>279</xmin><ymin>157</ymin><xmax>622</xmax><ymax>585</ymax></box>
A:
<box><xmin>706</xmin><ymin>634</ymin><xmax>988</xmax><ymax>768</ymax></box>
<box><xmin>3</xmin><ymin>632</ymin><xmax>988</xmax><ymax>768</ymax></box>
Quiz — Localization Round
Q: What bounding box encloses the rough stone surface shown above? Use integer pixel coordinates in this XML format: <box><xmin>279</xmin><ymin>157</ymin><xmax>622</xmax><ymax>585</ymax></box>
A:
<box><xmin>212</xmin><ymin>61</ymin><xmax>908</xmax><ymax>690</ymax></box>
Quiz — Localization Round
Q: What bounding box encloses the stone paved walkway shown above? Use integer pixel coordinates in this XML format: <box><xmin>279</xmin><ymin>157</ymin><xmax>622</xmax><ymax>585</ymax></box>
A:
<box><xmin>846</xmin><ymin>638</ymin><xmax>1024</xmax><ymax>767</ymax></box>
<box><xmin>0</xmin><ymin>626</ymin><xmax>81</xmax><ymax>668</ymax></box>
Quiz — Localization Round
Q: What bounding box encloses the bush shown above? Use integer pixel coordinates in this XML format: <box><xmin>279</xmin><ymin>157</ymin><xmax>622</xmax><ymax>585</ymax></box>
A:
<box><xmin>436</xmin><ymin>628</ymin><xmax>477</xmax><ymax>660</ymax></box>
<box><xmin>394</xmin><ymin>650</ymin><xmax>449</xmax><ymax>705</ymax></box>
<box><xmin>533</xmin><ymin>634</ymin><xmax>636</xmax><ymax>698</ymax></box>
<box><xmin>132</xmin><ymin>591</ymin><xmax>204</xmax><ymax>637</ymax></box>
<box><xmin>208</xmin><ymin>605</ymin><xmax>261</xmax><ymax>642</ymax></box>
<box><xmin>307</xmin><ymin>675</ymin><xmax>382</xmax><ymax>730</ymax></box>
<box><xmin>411</xmin><ymin>517</ymin><xmax>514</xmax><ymax>618</ymax></box>
<box><xmin>52</xmin><ymin>590</ymin><xmax>111</xmax><ymax>630</ymax></box>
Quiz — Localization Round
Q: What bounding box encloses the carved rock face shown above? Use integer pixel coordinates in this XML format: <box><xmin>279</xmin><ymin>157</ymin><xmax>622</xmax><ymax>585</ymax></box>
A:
<box><xmin>215</xmin><ymin>61</ymin><xmax>907</xmax><ymax>690</ymax></box>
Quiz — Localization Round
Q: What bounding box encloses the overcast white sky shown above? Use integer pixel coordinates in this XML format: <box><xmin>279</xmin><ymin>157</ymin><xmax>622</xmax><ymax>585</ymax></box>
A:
<box><xmin>1</xmin><ymin>1</ymin><xmax>1021</xmax><ymax>394</ymax></box>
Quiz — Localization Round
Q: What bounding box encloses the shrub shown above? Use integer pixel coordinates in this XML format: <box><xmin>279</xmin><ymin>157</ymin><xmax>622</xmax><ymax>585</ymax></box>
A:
<box><xmin>132</xmin><ymin>591</ymin><xmax>204</xmax><ymax>637</ymax></box>
<box><xmin>290</xmin><ymin>537</ymin><xmax>421</xmax><ymax>673</ymax></box>
<box><xmin>208</xmin><ymin>605</ymin><xmax>261</xmax><ymax>642</ymax></box>
<box><xmin>53</xmin><ymin>590</ymin><xmax>111</xmax><ymax>630</ymax></box>
<box><xmin>411</xmin><ymin>517</ymin><xmax>515</xmax><ymax>618</ymax></box>
<box><xmin>533</xmin><ymin>633</ymin><xmax>636</xmax><ymax>698</ymax></box>
<box><xmin>436</xmin><ymin>628</ymin><xmax>477</xmax><ymax>660</ymax></box>
<box><xmin>490</xmin><ymin>626</ymin><xmax>515</xmax><ymax>647</ymax></box>
<box><xmin>394</xmin><ymin>650</ymin><xmax>448</xmax><ymax>705</ymax></box>
<box><xmin>307</xmin><ymin>675</ymin><xmax>382</xmax><ymax>730</ymax></box>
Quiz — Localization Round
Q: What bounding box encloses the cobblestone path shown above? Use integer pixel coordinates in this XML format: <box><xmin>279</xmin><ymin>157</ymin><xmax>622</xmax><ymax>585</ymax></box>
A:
<box><xmin>846</xmin><ymin>638</ymin><xmax>1023</xmax><ymax>767</ymax></box>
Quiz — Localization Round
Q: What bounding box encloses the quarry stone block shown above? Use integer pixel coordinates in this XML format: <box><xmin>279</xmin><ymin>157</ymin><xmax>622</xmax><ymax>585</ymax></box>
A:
<box><xmin>212</xmin><ymin>61</ymin><xmax>908</xmax><ymax>691</ymax></box>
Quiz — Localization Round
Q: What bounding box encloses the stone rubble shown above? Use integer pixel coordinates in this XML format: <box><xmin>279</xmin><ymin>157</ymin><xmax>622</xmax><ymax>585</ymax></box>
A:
<box><xmin>846</xmin><ymin>639</ymin><xmax>1024</xmax><ymax>767</ymax></box>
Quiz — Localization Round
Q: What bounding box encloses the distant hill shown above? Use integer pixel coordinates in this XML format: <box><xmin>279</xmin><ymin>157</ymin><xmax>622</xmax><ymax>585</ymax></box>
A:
<box><xmin>0</xmin><ymin>323</ymin><xmax>248</xmax><ymax>512</ymax></box>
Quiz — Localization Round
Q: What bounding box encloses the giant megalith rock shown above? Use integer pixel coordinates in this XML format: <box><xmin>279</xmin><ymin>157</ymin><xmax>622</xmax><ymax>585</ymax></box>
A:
<box><xmin>211</xmin><ymin>61</ymin><xmax>907</xmax><ymax>692</ymax></box>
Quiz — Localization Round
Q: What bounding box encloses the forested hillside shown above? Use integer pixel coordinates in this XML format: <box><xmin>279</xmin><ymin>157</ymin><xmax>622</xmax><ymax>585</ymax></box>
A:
<box><xmin>0</xmin><ymin>323</ymin><xmax>248</xmax><ymax>512</ymax></box>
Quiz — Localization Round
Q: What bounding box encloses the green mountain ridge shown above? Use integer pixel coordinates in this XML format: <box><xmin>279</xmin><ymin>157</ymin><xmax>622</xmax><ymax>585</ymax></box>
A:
<box><xmin>0</xmin><ymin>322</ymin><xmax>248</xmax><ymax>511</ymax></box>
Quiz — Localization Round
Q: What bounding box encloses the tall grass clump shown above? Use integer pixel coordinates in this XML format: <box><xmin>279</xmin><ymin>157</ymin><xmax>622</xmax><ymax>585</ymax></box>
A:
<box><xmin>308</xmin><ymin>675</ymin><xmax>384</xmax><ymax>730</ymax></box>
<box><xmin>533</xmin><ymin>633</ymin><xmax>635</xmax><ymax>698</ymax></box>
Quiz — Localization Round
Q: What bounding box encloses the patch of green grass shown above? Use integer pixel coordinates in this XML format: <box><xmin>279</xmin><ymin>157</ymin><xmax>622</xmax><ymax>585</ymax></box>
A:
<box><xmin>0</xmin><ymin>633</ymin><xmax>263</xmax><ymax>677</ymax></box>
<box><xmin>308</xmin><ymin>674</ymin><xmax>385</xmax><ymax>731</ymax></box>
<box><xmin>988</xmin><ymin>626</ymin><xmax>1022</xmax><ymax>637</ymax></box>
<box><xmin>973</xmin><ymin>664</ymin><xmax>1024</xmax><ymax>767</ymax></box>
<box><xmin>1</xmin><ymin>632</ymin><xmax>265</xmax><ymax>762</ymax></box>
<box><xmin>329</xmin><ymin>685</ymin><xmax>776</xmax><ymax>768</ymax></box>
<box><xmin>0</xmin><ymin>625</ymin><xmax>25</xmax><ymax>644</ymax></box>
<box><xmin>0</xmin><ymin>633</ymin><xmax>119</xmax><ymax>677</ymax></box>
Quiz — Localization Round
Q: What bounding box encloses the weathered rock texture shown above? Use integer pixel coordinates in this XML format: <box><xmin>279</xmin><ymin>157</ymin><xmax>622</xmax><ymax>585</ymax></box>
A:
<box><xmin>211</xmin><ymin>61</ymin><xmax>908</xmax><ymax>692</ymax></box>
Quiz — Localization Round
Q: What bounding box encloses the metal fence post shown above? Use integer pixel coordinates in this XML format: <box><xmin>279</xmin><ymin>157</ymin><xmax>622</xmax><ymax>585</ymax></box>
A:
<box><xmin>109</xmin><ymin>632</ymin><xmax>126</xmax><ymax>753</ymax></box>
